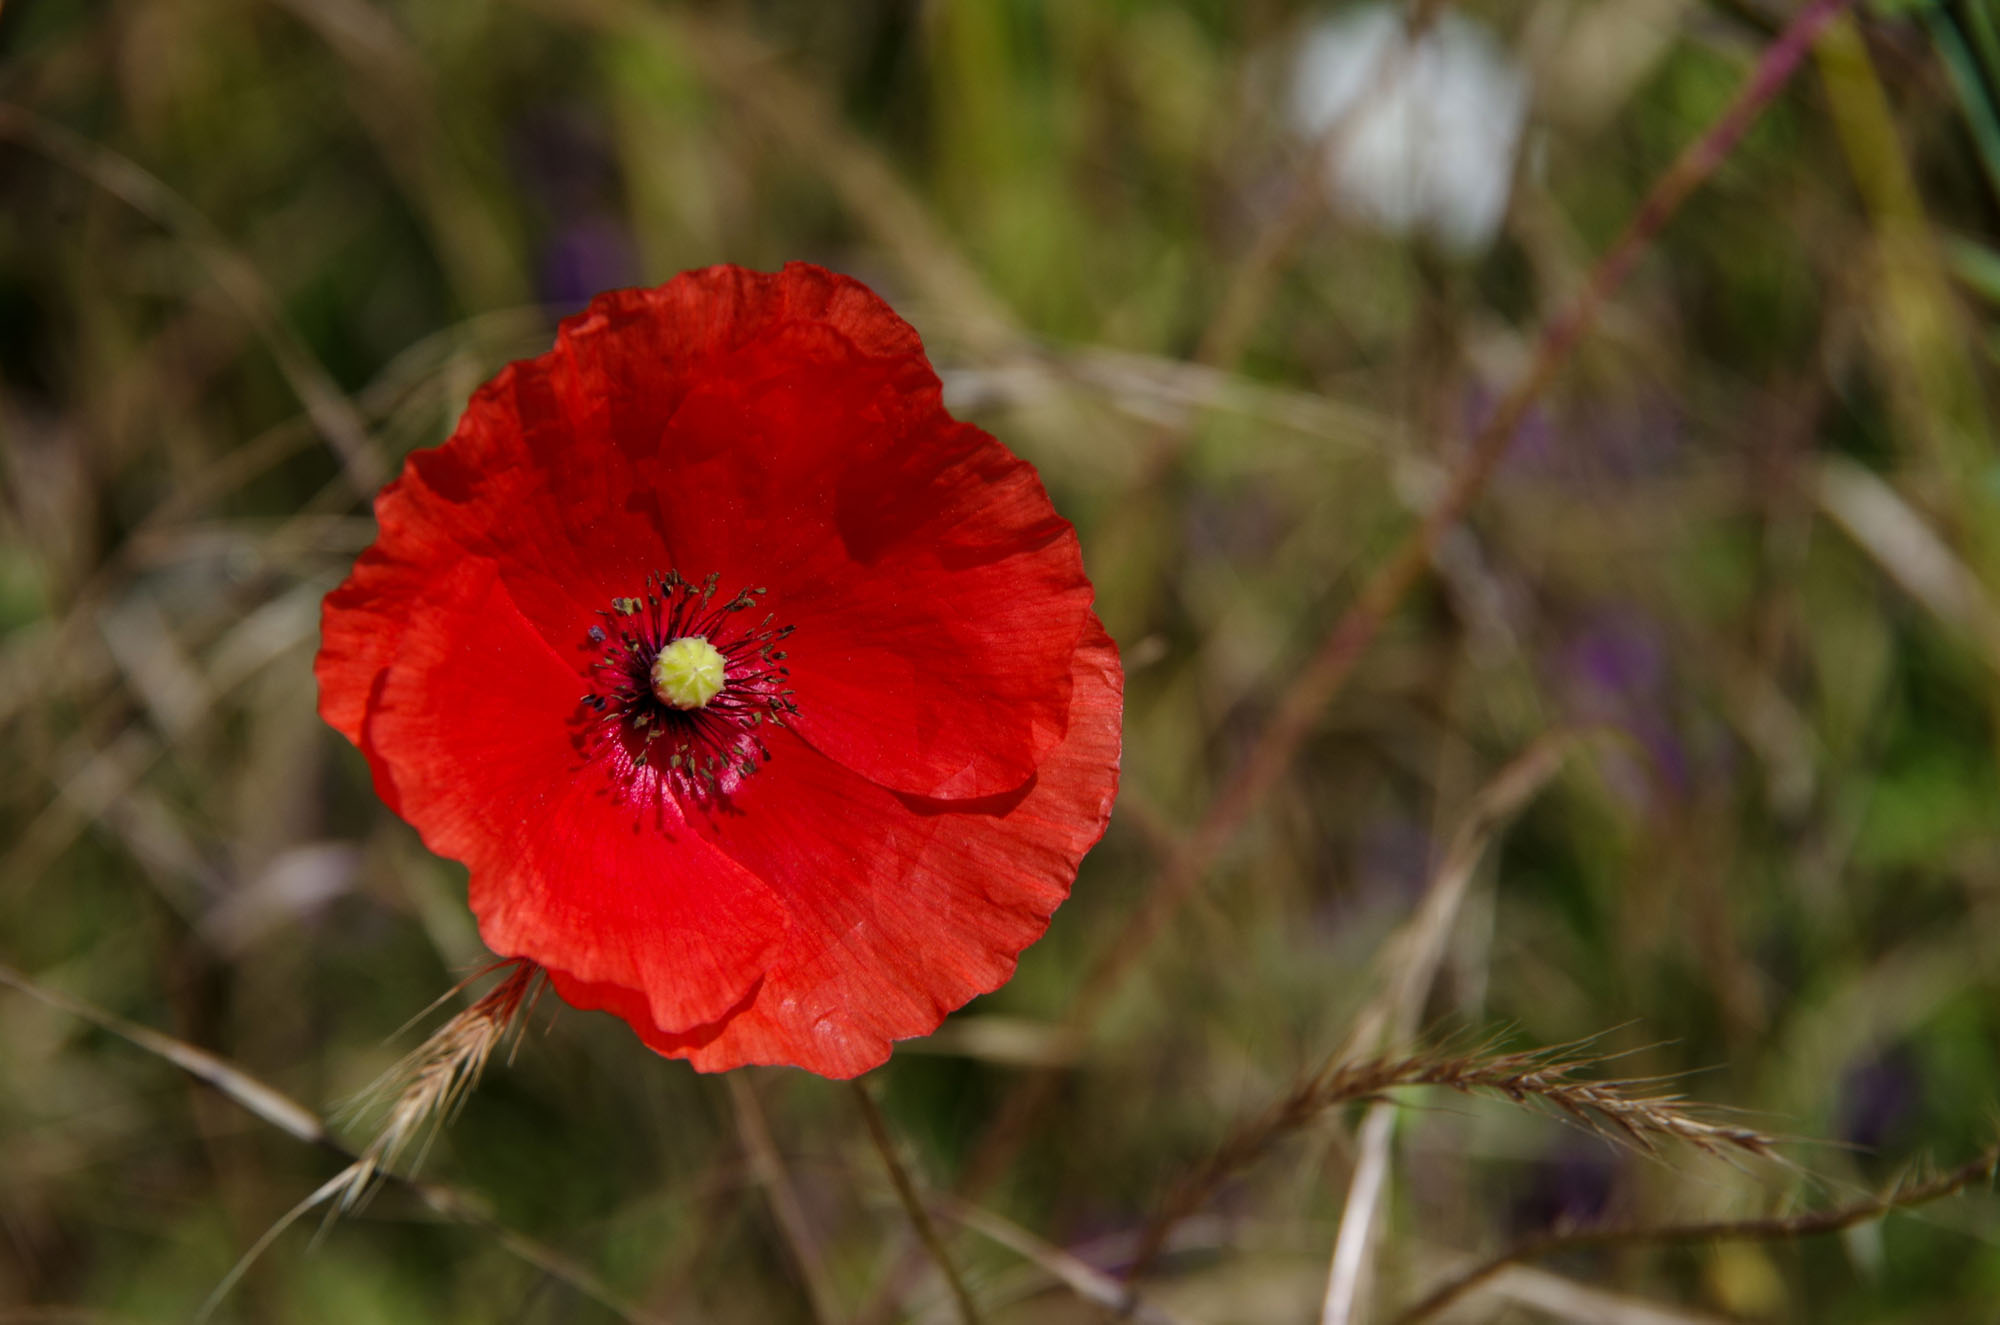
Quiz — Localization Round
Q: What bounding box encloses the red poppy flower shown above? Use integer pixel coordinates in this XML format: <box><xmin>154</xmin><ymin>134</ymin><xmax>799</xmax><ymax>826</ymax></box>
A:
<box><xmin>315</xmin><ymin>263</ymin><xmax>1122</xmax><ymax>1078</ymax></box>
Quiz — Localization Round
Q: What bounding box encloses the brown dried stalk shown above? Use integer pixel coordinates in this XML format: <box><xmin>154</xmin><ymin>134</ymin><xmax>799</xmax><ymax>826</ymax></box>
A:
<box><xmin>0</xmin><ymin>106</ymin><xmax>381</xmax><ymax>493</ymax></box>
<box><xmin>852</xmin><ymin>1079</ymin><xmax>985</xmax><ymax>1325</ymax></box>
<box><xmin>199</xmin><ymin>960</ymin><xmax>544</xmax><ymax>1319</ymax></box>
<box><xmin>1131</xmin><ymin>1039</ymin><xmax>1779</xmax><ymax>1279</ymax></box>
<box><xmin>1340</xmin><ymin>1043</ymin><xmax>1776</xmax><ymax>1158</ymax></box>
<box><xmin>1320</xmin><ymin>736</ymin><xmax>1579</xmax><ymax>1325</ymax></box>
<box><xmin>334</xmin><ymin>959</ymin><xmax>542</xmax><ymax>1209</ymax></box>
<box><xmin>1131</xmin><ymin>736</ymin><xmax>1580</xmax><ymax>1291</ymax></box>
<box><xmin>1394</xmin><ymin>1144</ymin><xmax>2000</xmax><ymax>1324</ymax></box>
<box><xmin>951</xmin><ymin>0</ymin><xmax>1861</xmax><ymax>1224</ymax></box>
<box><xmin>0</xmin><ymin>958</ymin><xmax>662</xmax><ymax>1325</ymax></box>
<box><xmin>730</xmin><ymin>1073</ymin><xmax>842</xmax><ymax>1325</ymax></box>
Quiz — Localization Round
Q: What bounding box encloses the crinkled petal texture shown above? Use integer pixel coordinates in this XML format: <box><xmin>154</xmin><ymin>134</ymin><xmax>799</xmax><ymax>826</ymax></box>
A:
<box><xmin>316</xmin><ymin>263</ymin><xmax>1122</xmax><ymax>1078</ymax></box>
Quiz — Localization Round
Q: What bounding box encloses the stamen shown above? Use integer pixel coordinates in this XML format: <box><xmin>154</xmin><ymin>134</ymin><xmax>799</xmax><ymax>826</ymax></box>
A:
<box><xmin>579</xmin><ymin>570</ymin><xmax>798</xmax><ymax>805</ymax></box>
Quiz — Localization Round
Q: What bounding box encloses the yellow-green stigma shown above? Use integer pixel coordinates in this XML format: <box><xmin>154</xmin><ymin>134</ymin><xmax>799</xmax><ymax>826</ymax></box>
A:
<box><xmin>584</xmin><ymin>570</ymin><xmax>798</xmax><ymax>802</ymax></box>
<box><xmin>651</xmin><ymin>635</ymin><xmax>726</xmax><ymax>710</ymax></box>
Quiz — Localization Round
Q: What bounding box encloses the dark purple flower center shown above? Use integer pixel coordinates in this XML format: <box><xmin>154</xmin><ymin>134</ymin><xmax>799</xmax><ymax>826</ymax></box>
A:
<box><xmin>580</xmin><ymin>570</ymin><xmax>796</xmax><ymax>802</ymax></box>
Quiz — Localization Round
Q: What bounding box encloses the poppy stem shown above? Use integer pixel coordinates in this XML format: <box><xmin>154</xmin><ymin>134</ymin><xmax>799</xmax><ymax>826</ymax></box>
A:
<box><xmin>729</xmin><ymin>1074</ymin><xmax>841</xmax><ymax>1325</ymax></box>
<box><xmin>849</xmin><ymin>1078</ymin><xmax>984</xmax><ymax>1325</ymax></box>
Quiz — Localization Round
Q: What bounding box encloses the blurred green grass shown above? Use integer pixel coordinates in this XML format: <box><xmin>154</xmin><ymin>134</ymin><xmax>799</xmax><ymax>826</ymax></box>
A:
<box><xmin>6</xmin><ymin>1</ymin><xmax>2000</xmax><ymax>1321</ymax></box>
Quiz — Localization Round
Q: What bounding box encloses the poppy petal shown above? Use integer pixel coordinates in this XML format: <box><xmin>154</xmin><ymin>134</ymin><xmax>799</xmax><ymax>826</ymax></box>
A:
<box><xmin>574</xmin><ymin>277</ymin><xmax>1095</xmax><ymax>799</ymax></box>
<box><xmin>317</xmin><ymin>262</ymin><xmax>1124</xmax><ymax>1078</ymax></box>
<box><xmin>615</xmin><ymin>619</ymin><xmax>1122</xmax><ymax>1077</ymax></box>
<box><xmin>357</xmin><ymin>557</ymin><xmax>787</xmax><ymax>1033</ymax></box>
<box><xmin>316</xmin><ymin>360</ymin><xmax>677</xmax><ymax>778</ymax></box>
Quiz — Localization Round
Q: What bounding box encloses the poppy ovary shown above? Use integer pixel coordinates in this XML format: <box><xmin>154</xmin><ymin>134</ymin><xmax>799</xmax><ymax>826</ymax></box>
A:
<box><xmin>582</xmin><ymin>569</ymin><xmax>799</xmax><ymax>801</ymax></box>
<box><xmin>651</xmin><ymin>635</ymin><xmax>726</xmax><ymax>709</ymax></box>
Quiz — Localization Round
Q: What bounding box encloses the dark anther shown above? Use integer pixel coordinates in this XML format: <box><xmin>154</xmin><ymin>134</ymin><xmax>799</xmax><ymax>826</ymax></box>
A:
<box><xmin>580</xmin><ymin>567</ymin><xmax>800</xmax><ymax>808</ymax></box>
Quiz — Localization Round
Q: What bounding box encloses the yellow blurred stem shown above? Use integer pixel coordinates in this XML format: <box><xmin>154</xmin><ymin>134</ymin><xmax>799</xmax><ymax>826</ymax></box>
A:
<box><xmin>1816</xmin><ymin>18</ymin><xmax>2000</xmax><ymax>761</ymax></box>
<box><xmin>1815</xmin><ymin>19</ymin><xmax>1997</xmax><ymax>560</ymax></box>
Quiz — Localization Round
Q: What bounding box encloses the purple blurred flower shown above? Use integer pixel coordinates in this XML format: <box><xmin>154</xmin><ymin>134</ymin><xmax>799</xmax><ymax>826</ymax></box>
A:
<box><xmin>1566</xmin><ymin>612</ymin><xmax>1668</xmax><ymax>704</ymax></box>
<box><xmin>1510</xmin><ymin>1142</ymin><xmax>1617</xmax><ymax>1233</ymax></box>
<box><xmin>1839</xmin><ymin>1048</ymin><xmax>1920</xmax><ymax>1153</ymax></box>
<box><xmin>1551</xmin><ymin>610</ymin><xmax>1694</xmax><ymax>809</ymax></box>
<box><xmin>1472</xmin><ymin>387</ymin><xmax>1685</xmax><ymax>485</ymax></box>
<box><xmin>1356</xmin><ymin>813</ymin><xmax>1432</xmax><ymax>903</ymax></box>
<box><xmin>507</xmin><ymin>105</ymin><xmax>642</xmax><ymax>312</ymax></box>
<box><xmin>1182</xmin><ymin>485</ymin><xmax>1286</xmax><ymax>563</ymax></box>
<box><xmin>537</xmin><ymin>214</ymin><xmax>640</xmax><ymax>310</ymax></box>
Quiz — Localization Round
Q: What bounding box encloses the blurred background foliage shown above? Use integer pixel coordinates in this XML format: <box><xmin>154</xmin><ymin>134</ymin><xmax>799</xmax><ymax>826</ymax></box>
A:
<box><xmin>5</xmin><ymin>0</ymin><xmax>2000</xmax><ymax>1321</ymax></box>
